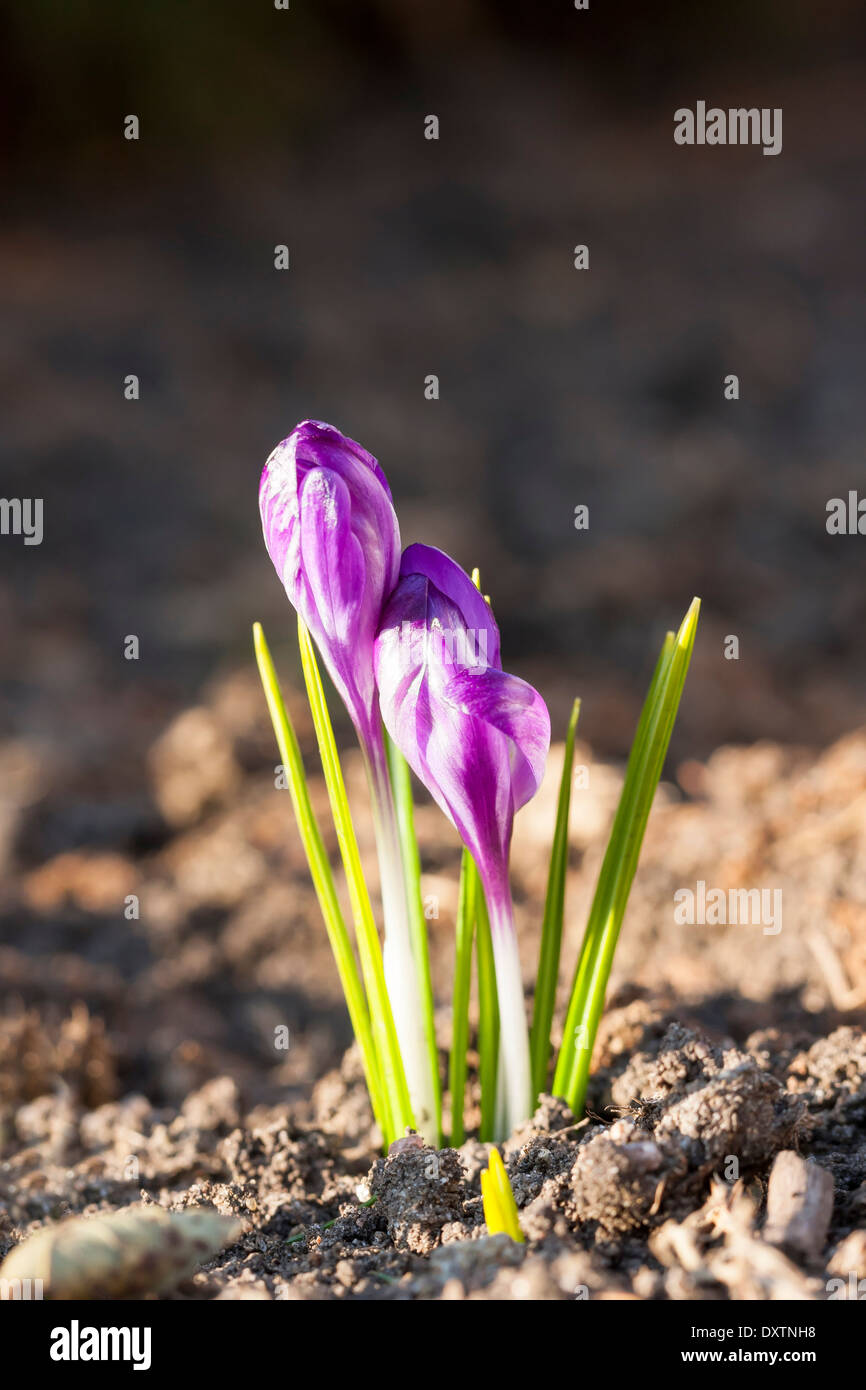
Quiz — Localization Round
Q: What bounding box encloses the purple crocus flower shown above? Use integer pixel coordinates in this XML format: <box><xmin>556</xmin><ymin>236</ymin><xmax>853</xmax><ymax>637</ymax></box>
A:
<box><xmin>374</xmin><ymin>543</ymin><xmax>550</xmax><ymax>1135</ymax></box>
<box><xmin>259</xmin><ymin>420</ymin><xmax>401</xmax><ymax>752</ymax></box>
<box><xmin>259</xmin><ymin>422</ymin><xmax>438</xmax><ymax>1139</ymax></box>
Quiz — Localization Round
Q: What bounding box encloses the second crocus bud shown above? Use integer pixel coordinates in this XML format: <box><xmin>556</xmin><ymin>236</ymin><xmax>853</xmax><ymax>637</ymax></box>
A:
<box><xmin>375</xmin><ymin>544</ymin><xmax>550</xmax><ymax>1136</ymax></box>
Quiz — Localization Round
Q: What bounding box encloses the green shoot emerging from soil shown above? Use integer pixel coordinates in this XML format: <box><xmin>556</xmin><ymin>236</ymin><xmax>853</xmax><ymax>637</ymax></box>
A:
<box><xmin>256</xmin><ymin>417</ymin><xmax>699</xmax><ymax>1147</ymax></box>
<box><xmin>253</xmin><ymin>596</ymin><xmax>699</xmax><ymax>1146</ymax></box>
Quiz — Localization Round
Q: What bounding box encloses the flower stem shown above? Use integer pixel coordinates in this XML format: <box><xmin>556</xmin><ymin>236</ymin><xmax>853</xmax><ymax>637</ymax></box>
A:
<box><xmin>475</xmin><ymin>884</ymin><xmax>500</xmax><ymax>1142</ymax></box>
<box><xmin>479</xmin><ymin>871</ymin><xmax>532</xmax><ymax>1140</ymax></box>
<box><xmin>386</xmin><ymin>735</ymin><xmax>442</xmax><ymax>1145</ymax></box>
<box><xmin>449</xmin><ymin>847</ymin><xmax>477</xmax><ymax>1146</ymax></box>
<box><xmin>365</xmin><ymin>736</ymin><xmax>440</xmax><ymax>1144</ymax></box>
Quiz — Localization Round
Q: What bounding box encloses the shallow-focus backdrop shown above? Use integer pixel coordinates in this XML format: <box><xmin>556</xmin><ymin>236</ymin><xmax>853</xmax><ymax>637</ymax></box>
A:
<box><xmin>2</xmin><ymin>1</ymin><xmax>865</xmax><ymax>767</ymax></box>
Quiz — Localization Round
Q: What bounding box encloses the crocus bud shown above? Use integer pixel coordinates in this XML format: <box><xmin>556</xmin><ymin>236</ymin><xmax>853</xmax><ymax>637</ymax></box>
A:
<box><xmin>259</xmin><ymin>420</ymin><xmax>401</xmax><ymax>749</ymax></box>
<box><xmin>259</xmin><ymin>424</ymin><xmax>439</xmax><ymax>1141</ymax></box>
<box><xmin>374</xmin><ymin>544</ymin><xmax>550</xmax><ymax>902</ymax></box>
<box><xmin>374</xmin><ymin>544</ymin><xmax>550</xmax><ymax>1135</ymax></box>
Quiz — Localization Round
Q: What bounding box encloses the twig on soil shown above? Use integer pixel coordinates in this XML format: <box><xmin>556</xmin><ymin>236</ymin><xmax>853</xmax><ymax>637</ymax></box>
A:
<box><xmin>805</xmin><ymin>929</ymin><xmax>866</xmax><ymax>1010</ymax></box>
<box><xmin>651</xmin><ymin>1178</ymin><xmax>825</xmax><ymax>1300</ymax></box>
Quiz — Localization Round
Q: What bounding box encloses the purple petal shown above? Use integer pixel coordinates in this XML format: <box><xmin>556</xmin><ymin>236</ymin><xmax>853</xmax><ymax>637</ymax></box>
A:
<box><xmin>295</xmin><ymin>468</ymin><xmax>377</xmax><ymax>728</ymax></box>
<box><xmin>259</xmin><ymin>420</ymin><xmax>400</xmax><ymax>744</ymax></box>
<box><xmin>375</xmin><ymin>548</ymin><xmax>550</xmax><ymax>883</ymax></box>
<box><xmin>444</xmin><ymin>666</ymin><xmax>550</xmax><ymax>813</ymax></box>
<box><xmin>399</xmin><ymin>544</ymin><xmax>501</xmax><ymax>670</ymax></box>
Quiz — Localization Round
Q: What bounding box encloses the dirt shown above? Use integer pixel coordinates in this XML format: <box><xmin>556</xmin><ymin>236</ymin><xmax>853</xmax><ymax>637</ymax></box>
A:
<box><xmin>2</xmin><ymin>1001</ymin><xmax>865</xmax><ymax>1300</ymax></box>
<box><xmin>1</xmin><ymin>668</ymin><xmax>865</xmax><ymax>1299</ymax></box>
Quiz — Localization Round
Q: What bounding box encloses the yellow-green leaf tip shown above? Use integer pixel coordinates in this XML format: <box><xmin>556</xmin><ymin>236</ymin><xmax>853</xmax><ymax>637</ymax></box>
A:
<box><xmin>676</xmin><ymin>596</ymin><xmax>701</xmax><ymax>650</ymax></box>
<box><xmin>481</xmin><ymin>1148</ymin><xmax>524</xmax><ymax>1243</ymax></box>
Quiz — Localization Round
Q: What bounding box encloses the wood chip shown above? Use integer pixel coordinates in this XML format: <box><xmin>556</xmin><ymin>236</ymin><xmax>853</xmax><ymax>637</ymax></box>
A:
<box><xmin>763</xmin><ymin>1150</ymin><xmax>834</xmax><ymax>1263</ymax></box>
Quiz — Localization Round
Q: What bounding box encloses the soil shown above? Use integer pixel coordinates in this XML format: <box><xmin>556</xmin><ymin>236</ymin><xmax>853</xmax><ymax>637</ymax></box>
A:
<box><xmin>1</xmin><ymin>669</ymin><xmax>865</xmax><ymax>1300</ymax></box>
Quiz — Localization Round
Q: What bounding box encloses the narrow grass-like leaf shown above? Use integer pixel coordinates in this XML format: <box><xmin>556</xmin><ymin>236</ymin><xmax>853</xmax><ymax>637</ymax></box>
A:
<box><xmin>448</xmin><ymin>847</ymin><xmax>477</xmax><ymax>1146</ymax></box>
<box><xmin>252</xmin><ymin>623</ymin><xmax>387</xmax><ymax>1135</ymax></box>
<box><xmin>553</xmin><ymin>598</ymin><xmax>700</xmax><ymax>1115</ymax></box>
<box><xmin>481</xmin><ymin>1148</ymin><xmax>524</xmax><ymax>1242</ymax></box>
<box><xmin>386</xmin><ymin>732</ymin><xmax>442</xmax><ymax>1145</ymax></box>
<box><xmin>530</xmin><ymin>697</ymin><xmax>580</xmax><ymax>1102</ymax></box>
<box><xmin>297</xmin><ymin>617</ymin><xmax>414</xmax><ymax>1142</ymax></box>
<box><xmin>475</xmin><ymin>883</ymin><xmax>500</xmax><ymax>1142</ymax></box>
<box><xmin>553</xmin><ymin>631</ymin><xmax>677</xmax><ymax>1109</ymax></box>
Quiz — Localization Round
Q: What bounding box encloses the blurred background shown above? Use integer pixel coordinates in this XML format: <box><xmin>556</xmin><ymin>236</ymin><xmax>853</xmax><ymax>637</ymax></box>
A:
<box><xmin>0</xmin><ymin>2</ymin><xmax>864</xmax><ymax>1110</ymax></box>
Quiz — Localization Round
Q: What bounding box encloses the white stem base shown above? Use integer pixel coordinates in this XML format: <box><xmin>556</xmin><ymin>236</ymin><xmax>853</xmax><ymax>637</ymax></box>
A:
<box><xmin>382</xmin><ymin>927</ymin><xmax>438</xmax><ymax>1143</ymax></box>
<box><xmin>369</xmin><ymin>756</ymin><xmax>439</xmax><ymax>1144</ymax></box>
<box><xmin>488</xmin><ymin>901</ymin><xmax>533</xmax><ymax>1140</ymax></box>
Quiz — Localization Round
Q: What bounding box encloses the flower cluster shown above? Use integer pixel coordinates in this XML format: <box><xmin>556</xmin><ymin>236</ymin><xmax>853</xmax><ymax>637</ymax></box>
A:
<box><xmin>257</xmin><ymin>419</ymin><xmax>699</xmax><ymax>1147</ymax></box>
<box><xmin>260</xmin><ymin>421</ymin><xmax>549</xmax><ymax>1136</ymax></box>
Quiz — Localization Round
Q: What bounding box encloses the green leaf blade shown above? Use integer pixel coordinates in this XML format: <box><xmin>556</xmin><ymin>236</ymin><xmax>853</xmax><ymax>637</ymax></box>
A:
<box><xmin>448</xmin><ymin>847</ymin><xmax>477</xmax><ymax>1147</ymax></box>
<box><xmin>553</xmin><ymin>599</ymin><xmax>700</xmax><ymax>1114</ymax></box>
<box><xmin>530</xmin><ymin>698</ymin><xmax>580</xmax><ymax>1103</ymax></box>
<box><xmin>252</xmin><ymin>622</ymin><xmax>387</xmax><ymax>1137</ymax></box>
<box><xmin>475</xmin><ymin>884</ymin><xmax>500</xmax><ymax>1142</ymax></box>
<box><xmin>296</xmin><ymin>617</ymin><xmax>414</xmax><ymax>1143</ymax></box>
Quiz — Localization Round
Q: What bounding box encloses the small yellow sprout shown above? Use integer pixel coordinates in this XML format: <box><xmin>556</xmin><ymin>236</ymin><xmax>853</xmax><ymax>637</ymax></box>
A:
<box><xmin>480</xmin><ymin>1148</ymin><xmax>524</xmax><ymax>1243</ymax></box>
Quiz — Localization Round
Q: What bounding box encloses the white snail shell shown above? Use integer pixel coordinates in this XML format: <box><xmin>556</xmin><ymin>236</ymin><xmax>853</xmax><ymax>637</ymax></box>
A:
<box><xmin>0</xmin><ymin>1205</ymin><xmax>242</xmax><ymax>1300</ymax></box>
